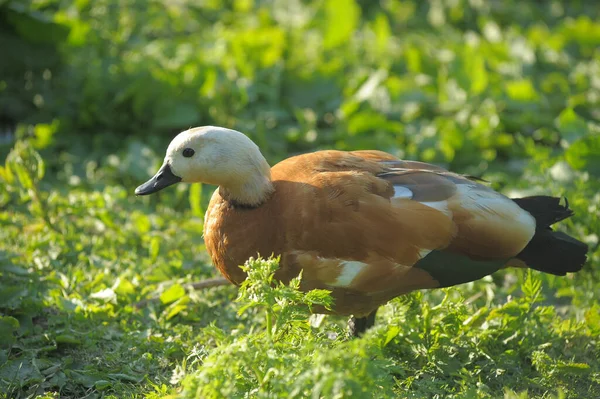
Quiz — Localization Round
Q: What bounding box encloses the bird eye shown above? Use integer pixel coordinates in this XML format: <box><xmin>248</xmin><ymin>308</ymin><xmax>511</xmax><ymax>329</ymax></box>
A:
<box><xmin>182</xmin><ymin>148</ymin><xmax>195</xmax><ymax>158</ymax></box>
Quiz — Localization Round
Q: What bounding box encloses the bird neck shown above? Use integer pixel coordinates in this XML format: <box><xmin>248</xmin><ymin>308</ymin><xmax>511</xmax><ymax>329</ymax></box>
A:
<box><xmin>219</xmin><ymin>158</ymin><xmax>274</xmax><ymax>208</ymax></box>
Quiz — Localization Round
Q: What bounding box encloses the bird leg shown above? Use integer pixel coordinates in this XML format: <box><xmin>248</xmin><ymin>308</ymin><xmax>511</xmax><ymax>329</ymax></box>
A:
<box><xmin>348</xmin><ymin>308</ymin><xmax>378</xmax><ymax>337</ymax></box>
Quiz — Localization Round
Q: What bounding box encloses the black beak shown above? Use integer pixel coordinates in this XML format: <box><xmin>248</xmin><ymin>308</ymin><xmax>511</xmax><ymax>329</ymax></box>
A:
<box><xmin>135</xmin><ymin>163</ymin><xmax>182</xmax><ymax>195</ymax></box>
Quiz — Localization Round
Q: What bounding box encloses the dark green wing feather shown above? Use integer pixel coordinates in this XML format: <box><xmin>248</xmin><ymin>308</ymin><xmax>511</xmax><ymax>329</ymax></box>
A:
<box><xmin>415</xmin><ymin>250</ymin><xmax>508</xmax><ymax>288</ymax></box>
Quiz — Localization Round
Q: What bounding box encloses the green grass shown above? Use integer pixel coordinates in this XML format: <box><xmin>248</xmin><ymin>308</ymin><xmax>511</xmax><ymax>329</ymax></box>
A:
<box><xmin>1</xmin><ymin>0</ymin><xmax>600</xmax><ymax>398</ymax></box>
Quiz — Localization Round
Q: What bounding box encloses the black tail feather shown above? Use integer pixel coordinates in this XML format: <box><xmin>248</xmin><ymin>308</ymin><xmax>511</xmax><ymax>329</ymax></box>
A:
<box><xmin>512</xmin><ymin>196</ymin><xmax>574</xmax><ymax>228</ymax></box>
<box><xmin>513</xmin><ymin>196</ymin><xmax>587</xmax><ymax>276</ymax></box>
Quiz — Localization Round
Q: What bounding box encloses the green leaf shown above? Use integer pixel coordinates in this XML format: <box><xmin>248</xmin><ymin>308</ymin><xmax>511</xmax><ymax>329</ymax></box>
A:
<box><xmin>565</xmin><ymin>135</ymin><xmax>600</xmax><ymax>175</ymax></box>
<box><xmin>115</xmin><ymin>278</ymin><xmax>135</xmax><ymax>296</ymax></box>
<box><xmin>323</xmin><ymin>0</ymin><xmax>360</xmax><ymax>49</ymax></box>
<box><xmin>55</xmin><ymin>334</ymin><xmax>82</xmax><ymax>345</ymax></box>
<box><xmin>5</xmin><ymin>4</ymin><xmax>70</xmax><ymax>44</ymax></box>
<box><xmin>505</xmin><ymin>80</ymin><xmax>539</xmax><ymax>101</ymax></box>
<box><xmin>165</xmin><ymin>297</ymin><xmax>190</xmax><ymax>320</ymax></box>
<box><xmin>0</xmin><ymin>316</ymin><xmax>19</xmax><ymax>347</ymax></box>
<box><xmin>556</xmin><ymin>362</ymin><xmax>591</xmax><ymax>375</ymax></box>
<box><xmin>160</xmin><ymin>284</ymin><xmax>186</xmax><ymax>305</ymax></box>
<box><xmin>0</xmin><ymin>263</ymin><xmax>29</xmax><ymax>276</ymax></box>
<box><xmin>132</xmin><ymin>211</ymin><xmax>151</xmax><ymax>234</ymax></box>
<box><xmin>405</xmin><ymin>46</ymin><xmax>422</xmax><ymax>74</ymax></box>
<box><xmin>372</xmin><ymin>13</ymin><xmax>391</xmax><ymax>56</ymax></box>
<box><xmin>467</xmin><ymin>53</ymin><xmax>488</xmax><ymax>95</ymax></box>
<box><xmin>522</xmin><ymin>270</ymin><xmax>542</xmax><ymax>303</ymax></box>
<box><xmin>5</xmin><ymin>141</ymin><xmax>46</xmax><ymax>188</ymax></box>
<box><xmin>149</xmin><ymin>236</ymin><xmax>161</xmax><ymax>261</ymax></box>
<box><xmin>0</xmin><ymin>164</ymin><xmax>15</xmax><ymax>184</ymax></box>
<box><xmin>13</xmin><ymin>163</ymin><xmax>33</xmax><ymax>190</ymax></box>
<box><xmin>0</xmin><ymin>359</ymin><xmax>44</xmax><ymax>386</ymax></box>
<box><xmin>556</xmin><ymin>108</ymin><xmax>588</xmax><ymax>145</ymax></box>
<box><xmin>66</xmin><ymin>370</ymin><xmax>101</xmax><ymax>388</ymax></box>
<box><xmin>95</xmin><ymin>380</ymin><xmax>111</xmax><ymax>390</ymax></box>
<box><xmin>32</xmin><ymin>120</ymin><xmax>60</xmax><ymax>150</ymax></box>
<box><xmin>384</xmin><ymin>325</ymin><xmax>400</xmax><ymax>346</ymax></box>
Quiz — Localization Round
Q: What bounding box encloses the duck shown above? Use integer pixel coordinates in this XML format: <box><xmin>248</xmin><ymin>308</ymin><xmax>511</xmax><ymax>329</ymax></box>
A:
<box><xmin>135</xmin><ymin>126</ymin><xmax>588</xmax><ymax>336</ymax></box>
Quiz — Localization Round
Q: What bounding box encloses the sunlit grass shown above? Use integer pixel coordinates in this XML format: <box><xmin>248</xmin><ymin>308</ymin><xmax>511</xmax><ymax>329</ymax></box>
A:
<box><xmin>1</xmin><ymin>0</ymin><xmax>600</xmax><ymax>397</ymax></box>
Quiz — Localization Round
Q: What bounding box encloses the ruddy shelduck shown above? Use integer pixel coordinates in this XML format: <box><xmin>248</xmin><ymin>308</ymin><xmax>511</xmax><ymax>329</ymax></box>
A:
<box><xmin>136</xmin><ymin>126</ymin><xmax>587</xmax><ymax>336</ymax></box>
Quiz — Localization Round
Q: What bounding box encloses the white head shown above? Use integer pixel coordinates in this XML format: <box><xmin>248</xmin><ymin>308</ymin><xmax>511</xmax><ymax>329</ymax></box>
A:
<box><xmin>135</xmin><ymin>126</ymin><xmax>273</xmax><ymax>206</ymax></box>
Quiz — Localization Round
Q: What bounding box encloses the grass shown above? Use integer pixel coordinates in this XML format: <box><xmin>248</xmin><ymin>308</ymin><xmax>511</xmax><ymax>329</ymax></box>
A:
<box><xmin>1</xmin><ymin>118</ymin><xmax>599</xmax><ymax>399</ymax></box>
<box><xmin>1</xmin><ymin>0</ymin><xmax>600</xmax><ymax>398</ymax></box>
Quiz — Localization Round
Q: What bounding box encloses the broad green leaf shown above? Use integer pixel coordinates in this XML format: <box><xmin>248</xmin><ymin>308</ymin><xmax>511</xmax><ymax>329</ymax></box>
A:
<box><xmin>132</xmin><ymin>212</ymin><xmax>151</xmax><ymax>234</ymax></box>
<box><xmin>5</xmin><ymin>141</ymin><xmax>45</xmax><ymax>187</ymax></box>
<box><xmin>5</xmin><ymin>4</ymin><xmax>70</xmax><ymax>44</ymax></box>
<box><xmin>55</xmin><ymin>334</ymin><xmax>82</xmax><ymax>345</ymax></box>
<box><xmin>585</xmin><ymin>305</ymin><xmax>600</xmax><ymax>336</ymax></box>
<box><xmin>556</xmin><ymin>108</ymin><xmax>589</xmax><ymax>145</ymax></box>
<box><xmin>405</xmin><ymin>46</ymin><xmax>422</xmax><ymax>74</ymax></box>
<box><xmin>0</xmin><ymin>358</ymin><xmax>44</xmax><ymax>386</ymax></box>
<box><xmin>165</xmin><ymin>297</ymin><xmax>190</xmax><ymax>320</ymax></box>
<box><xmin>234</xmin><ymin>0</ymin><xmax>253</xmax><ymax>12</ymax></box>
<box><xmin>95</xmin><ymin>380</ymin><xmax>111</xmax><ymax>390</ymax></box>
<box><xmin>160</xmin><ymin>284</ymin><xmax>186</xmax><ymax>305</ymax></box>
<box><xmin>149</xmin><ymin>236</ymin><xmax>161</xmax><ymax>261</ymax></box>
<box><xmin>505</xmin><ymin>80</ymin><xmax>539</xmax><ymax>101</ymax></box>
<box><xmin>556</xmin><ymin>362</ymin><xmax>591</xmax><ymax>375</ymax></box>
<box><xmin>565</xmin><ymin>135</ymin><xmax>600</xmax><ymax>176</ymax></box>
<box><xmin>372</xmin><ymin>13</ymin><xmax>391</xmax><ymax>56</ymax></box>
<box><xmin>384</xmin><ymin>325</ymin><xmax>400</xmax><ymax>346</ymax></box>
<box><xmin>12</xmin><ymin>162</ymin><xmax>34</xmax><ymax>190</ymax></box>
<box><xmin>66</xmin><ymin>370</ymin><xmax>102</xmax><ymax>388</ymax></box>
<box><xmin>0</xmin><ymin>165</ymin><xmax>14</xmax><ymax>184</ymax></box>
<box><xmin>0</xmin><ymin>316</ymin><xmax>19</xmax><ymax>347</ymax></box>
<box><xmin>0</xmin><ymin>263</ymin><xmax>29</xmax><ymax>276</ymax></box>
<box><xmin>323</xmin><ymin>0</ymin><xmax>360</xmax><ymax>49</ymax></box>
<box><xmin>32</xmin><ymin>121</ymin><xmax>59</xmax><ymax>150</ymax></box>
<box><xmin>114</xmin><ymin>277</ymin><xmax>135</xmax><ymax>296</ymax></box>
<box><xmin>468</xmin><ymin>53</ymin><xmax>488</xmax><ymax>95</ymax></box>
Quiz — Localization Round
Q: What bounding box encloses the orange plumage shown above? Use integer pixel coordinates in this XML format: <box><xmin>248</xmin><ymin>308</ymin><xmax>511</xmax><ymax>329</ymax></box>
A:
<box><xmin>136</xmin><ymin>126</ymin><xmax>588</xmax><ymax>335</ymax></box>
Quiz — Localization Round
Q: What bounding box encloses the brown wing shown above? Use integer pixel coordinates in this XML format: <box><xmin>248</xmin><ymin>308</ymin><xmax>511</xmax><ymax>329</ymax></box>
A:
<box><xmin>271</xmin><ymin>151</ymin><xmax>456</xmax><ymax>261</ymax></box>
<box><xmin>378</xmin><ymin>169</ymin><xmax>536</xmax><ymax>258</ymax></box>
<box><xmin>349</xmin><ymin>150</ymin><xmax>449</xmax><ymax>171</ymax></box>
<box><xmin>274</xmin><ymin>151</ymin><xmax>535</xmax><ymax>291</ymax></box>
<box><xmin>348</xmin><ymin>151</ymin><xmax>536</xmax><ymax>258</ymax></box>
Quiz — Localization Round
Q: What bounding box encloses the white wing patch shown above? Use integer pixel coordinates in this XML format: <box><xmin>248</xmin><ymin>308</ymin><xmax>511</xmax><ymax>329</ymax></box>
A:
<box><xmin>393</xmin><ymin>185</ymin><xmax>413</xmax><ymax>199</ymax></box>
<box><xmin>331</xmin><ymin>260</ymin><xmax>366</xmax><ymax>287</ymax></box>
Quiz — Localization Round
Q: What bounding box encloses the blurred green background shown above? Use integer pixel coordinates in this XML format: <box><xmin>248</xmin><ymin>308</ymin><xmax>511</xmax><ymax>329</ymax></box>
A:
<box><xmin>3</xmin><ymin>0</ymin><xmax>599</xmax><ymax>178</ymax></box>
<box><xmin>1</xmin><ymin>0</ymin><xmax>600</xmax><ymax>398</ymax></box>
